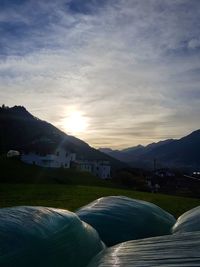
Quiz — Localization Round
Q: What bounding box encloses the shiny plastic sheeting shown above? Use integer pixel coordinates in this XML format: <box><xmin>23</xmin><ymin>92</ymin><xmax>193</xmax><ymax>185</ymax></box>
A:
<box><xmin>173</xmin><ymin>205</ymin><xmax>200</xmax><ymax>234</ymax></box>
<box><xmin>0</xmin><ymin>206</ymin><xmax>105</xmax><ymax>267</ymax></box>
<box><xmin>76</xmin><ymin>196</ymin><xmax>176</xmax><ymax>246</ymax></box>
<box><xmin>87</xmin><ymin>231</ymin><xmax>200</xmax><ymax>267</ymax></box>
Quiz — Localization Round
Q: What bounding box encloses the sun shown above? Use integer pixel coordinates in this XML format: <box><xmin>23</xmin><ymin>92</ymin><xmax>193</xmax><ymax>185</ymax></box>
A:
<box><xmin>63</xmin><ymin>111</ymin><xmax>88</xmax><ymax>134</ymax></box>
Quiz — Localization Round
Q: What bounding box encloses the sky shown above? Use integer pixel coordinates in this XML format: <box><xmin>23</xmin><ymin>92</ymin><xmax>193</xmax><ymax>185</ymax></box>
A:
<box><xmin>0</xmin><ymin>0</ymin><xmax>200</xmax><ymax>149</ymax></box>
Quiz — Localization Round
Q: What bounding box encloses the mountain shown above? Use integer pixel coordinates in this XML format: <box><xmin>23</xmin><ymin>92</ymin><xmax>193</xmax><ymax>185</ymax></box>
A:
<box><xmin>144</xmin><ymin>139</ymin><xmax>175</xmax><ymax>151</ymax></box>
<box><xmin>121</xmin><ymin>145</ymin><xmax>144</xmax><ymax>153</ymax></box>
<box><xmin>99</xmin><ymin>132</ymin><xmax>200</xmax><ymax>170</ymax></box>
<box><xmin>99</xmin><ymin>145</ymin><xmax>145</xmax><ymax>162</ymax></box>
<box><xmin>0</xmin><ymin>105</ymin><xmax>126</xmax><ymax>169</ymax></box>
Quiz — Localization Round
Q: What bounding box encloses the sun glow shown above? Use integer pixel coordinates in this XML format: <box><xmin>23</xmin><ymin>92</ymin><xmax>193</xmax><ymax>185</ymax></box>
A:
<box><xmin>63</xmin><ymin>111</ymin><xmax>88</xmax><ymax>134</ymax></box>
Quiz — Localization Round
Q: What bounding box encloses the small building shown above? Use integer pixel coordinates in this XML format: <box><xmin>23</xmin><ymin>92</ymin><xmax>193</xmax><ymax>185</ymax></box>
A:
<box><xmin>154</xmin><ymin>168</ymin><xmax>175</xmax><ymax>178</ymax></box>
<box><xmin>93</xmin><ymin>160</ymin><xmax>111</xmax><ymax>179</ymax></box>
<box><xmin>193</xmin><ymin>171</ymin><xmax>200</xmax><ymax>177</ymax></box>
<box><xmin>75</xmin><ymin>160</ymin><xmax>111</xmax><ymax>179</ymax></box>
<box><xmin>21</xmin><ymin>147</ymin><xmax>76</xmax><ymax>169</ymax></box>
<box><xmin>7</xmin><ymin>150</ymin><xmax>20</xmax><ymax>158</ymax></box>
<box><xmin>76</xmin><ymin>160</ymin><xmax>93</xmax><ymax>173</ymax></box>
<box><xmin>146</xmin><ymin>168</ymin><xmax>176</xmax><ymax>193</ymax></box>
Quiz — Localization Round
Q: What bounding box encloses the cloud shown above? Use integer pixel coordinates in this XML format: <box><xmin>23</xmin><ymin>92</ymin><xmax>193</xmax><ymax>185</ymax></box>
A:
<box><xmin>188</xmin><ymin>38</ymin><xmax>200</xmax><ymax>49</ymax></box>
<box><xmin>0</xmin><ymin>0</ymin><xmax>200</xmax><ymax>148</ymax></box>
<box><xmin>66</xmin><ymin>0</ymin><xmax>108</xmax><ymax>14</ymax></box>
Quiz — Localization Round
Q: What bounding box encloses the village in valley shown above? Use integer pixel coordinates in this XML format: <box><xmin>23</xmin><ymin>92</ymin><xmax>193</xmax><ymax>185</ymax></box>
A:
<box><xmin>18</xmin><ymin>147</ymin><xmax>111</xmax><ymax>179</ymax></box>
<box><xmin>5</xmin><ymin>145</ymin><xmax>200</xmax><ymax>198</ymax></box>
<box><xmin>2</xmin><ymin>104</ymin><xmax>200</xmax><ymax>197</ymax></box>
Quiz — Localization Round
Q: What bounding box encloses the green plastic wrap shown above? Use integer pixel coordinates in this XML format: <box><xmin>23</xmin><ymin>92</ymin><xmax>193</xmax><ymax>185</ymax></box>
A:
<box><xmin>76</xmin><ymin>196</ymin><xmax>176</xmax><ymax>246</ymax></box>
<box><xmin>172</xmin><ymin>205</ymin><xmax>200</xmax><ymax>234</ymax></box>
<box><xmin>87</xmin><ymin>231</ymin><xmax>200</xmax><ymax>267</ymax></box>
<box><xmin>0</xmin><ymin>206</ymin><xmax>105</xmax><ymax>267</ymax></box>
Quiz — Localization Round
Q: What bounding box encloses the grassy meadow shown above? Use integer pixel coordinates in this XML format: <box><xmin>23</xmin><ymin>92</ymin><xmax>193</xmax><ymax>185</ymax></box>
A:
<box><xmin>0</xmin><ymin>157</ymin><xmax>200</xmax><ymax>218</ymax></box>
<box><xmin>0</xmin><ymin>183</ymin><xmax>200</xmax><ymax>218</ymax></box>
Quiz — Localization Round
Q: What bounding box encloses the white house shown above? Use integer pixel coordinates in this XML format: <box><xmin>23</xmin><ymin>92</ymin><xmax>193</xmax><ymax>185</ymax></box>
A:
<box><xmin>7</xmin><ymin>150</ymin><xmax>20</xmax><ymax>158</ymax></box>
<box><xmin>75</xmin><ymin>160</ymin><xmax>111</xmax><ymax>179</ymax></box>
<box><xmin>77</xmin><ymin>160</ymin><xmax>93</xmax><ymax>173</ymax></box>
<box><xmin>21</xmin><ymin>148</ymin><xmax>76</xmax><ymax>169</ymax></box>
<box><xmin>93</xmin><ymin>160</ymin><xmax>111</xmax><ymax>179</ymax></box>
<box><xmin>21</xmin><ymin>147</ymin><xmax>111</xmax><ymax>179</ymax></box>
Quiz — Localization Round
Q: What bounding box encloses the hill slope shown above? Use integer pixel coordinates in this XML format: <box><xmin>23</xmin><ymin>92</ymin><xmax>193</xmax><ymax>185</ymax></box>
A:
<box><xmin>0</xmin><ymin>106</ymin><xmax>126</xmax><ymax>169</ymax></box>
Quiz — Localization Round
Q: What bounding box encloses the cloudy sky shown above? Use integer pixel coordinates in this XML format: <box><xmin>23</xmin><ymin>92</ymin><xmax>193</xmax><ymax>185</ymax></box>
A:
<box><xmin>1</xmin><ymin>0</ymin><xmax>200</xmax><ymax>149</ymax></box>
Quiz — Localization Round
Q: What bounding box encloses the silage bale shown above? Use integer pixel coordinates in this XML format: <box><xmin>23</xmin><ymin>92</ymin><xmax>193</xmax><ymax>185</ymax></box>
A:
<box><xmin>172</xmin><ymin>205</ymin><xmax>200</xmax><ymax>234</ymax></box>
<box><xmin>87</xmin><ymin>231</ymin><xmax>200</xmax><ymax>267</ymax></box>
<box><xmin>76</xmin><ymin>196</ymin><xmax>176</xmax><ymax>246</ymax></box>
<box><xmin>0</xmin><ymin>206</ymin><xmax>105</xmax><ymax>267</ymax></box>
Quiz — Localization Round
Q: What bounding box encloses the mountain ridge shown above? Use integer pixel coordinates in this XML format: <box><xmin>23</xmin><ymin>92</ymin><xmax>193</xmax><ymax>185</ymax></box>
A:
<box><xmin>99</xmin><ymin>131</ymin><xmax>200</xmax><ymax>170</ymax></box>
<box><xmin>0</xmin><ymin>105</ymin><xmax>126</xmax><ymax>169</ymax></box>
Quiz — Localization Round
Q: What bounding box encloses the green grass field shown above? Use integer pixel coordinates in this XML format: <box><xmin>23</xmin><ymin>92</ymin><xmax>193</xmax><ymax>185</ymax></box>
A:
<box><xmin>1</xmin><ymin>158</ymin><xmax>200</xmax><ymax>218</ymax></box>
<box><xmin>0</xmin><ymin>183</ymin><xmax>200</xmax><ymax>218</ymax></box>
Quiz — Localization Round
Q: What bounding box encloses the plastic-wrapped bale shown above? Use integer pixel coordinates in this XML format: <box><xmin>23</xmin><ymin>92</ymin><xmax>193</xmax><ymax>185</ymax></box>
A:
<box><xmin>0</xmin><ymin>206</ymin><xmax>105</xmax><ymax>267</ymax></box>
<box><xmin>172</xmin><ymin>205</ymin><xmax>200</xmax><ymax>234</ymax></box>
<box><xmin>87</xmin><ymin>231</ymin><xmax>200</xmax><ymax>267</ymax></box>
<box><xmin>76</xmin><ymin>196</ymin><xmax>176</xmax><ymax>246</ymax></box>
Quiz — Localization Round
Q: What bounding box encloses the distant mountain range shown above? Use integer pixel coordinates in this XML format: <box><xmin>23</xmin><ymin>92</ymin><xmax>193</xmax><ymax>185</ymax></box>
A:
<box><xmin>0</xmin><ymin>106</ymin><xmax>126</xmax><ymax>170</ymax></box>
<box><xmin>1</xmin><ymin>105</ymin><xmax>200</xmax><ymax>171</ymax></box>
<box><xmin>99</xmin><ymin>131</ymin><xmax>200</xmax><ymax>170</ymax></box>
